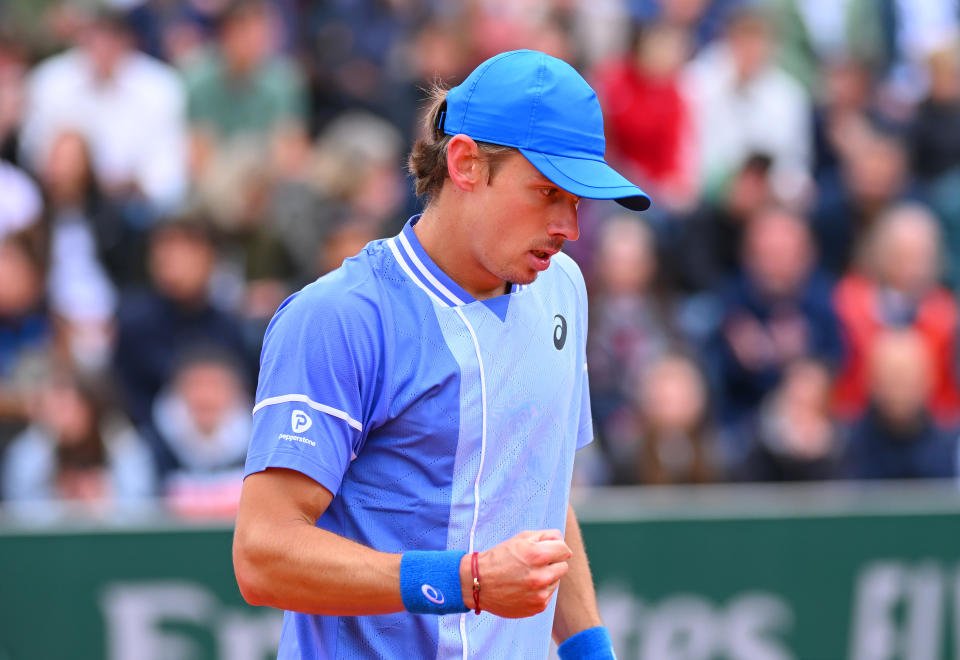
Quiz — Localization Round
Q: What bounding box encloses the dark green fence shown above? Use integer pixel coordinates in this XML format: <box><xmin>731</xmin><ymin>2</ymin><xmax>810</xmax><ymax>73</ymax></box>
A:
<box><xmin>2</xmin><ymin>482</ymin><xmax>959</xmax><ymax>660</ymax></box>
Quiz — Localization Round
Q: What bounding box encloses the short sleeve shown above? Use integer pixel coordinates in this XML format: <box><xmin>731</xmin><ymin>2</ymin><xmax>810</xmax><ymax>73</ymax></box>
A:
<box><xmin>244</xmin><ymin>274</ymin><xmax>382</xmax><ymax>495</ymax></box>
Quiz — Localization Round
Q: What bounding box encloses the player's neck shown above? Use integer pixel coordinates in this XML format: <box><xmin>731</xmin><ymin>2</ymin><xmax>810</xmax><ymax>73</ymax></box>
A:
<box><xmin>414</xmin><ymin>205</ymin><xmax>506</xmax><ymax>301</ymax></box>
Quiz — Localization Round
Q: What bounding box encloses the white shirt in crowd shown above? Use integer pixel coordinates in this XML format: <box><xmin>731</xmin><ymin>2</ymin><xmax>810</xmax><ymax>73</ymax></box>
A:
<box><xmin>20</xmin><ymin>48</ymin><xmax>188</xmax><ymax>211</ymax></box>
<box><xmin>683</xmin><ymin>41</ymin><xmax>812</xmax><ymax>198</ymax></box>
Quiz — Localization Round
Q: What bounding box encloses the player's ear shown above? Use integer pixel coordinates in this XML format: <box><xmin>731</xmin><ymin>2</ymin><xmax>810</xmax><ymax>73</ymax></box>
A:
<box><xmin>446</xmin><ymin>134</ymin><xmax>482</xmax><ymax>192</ymax></box>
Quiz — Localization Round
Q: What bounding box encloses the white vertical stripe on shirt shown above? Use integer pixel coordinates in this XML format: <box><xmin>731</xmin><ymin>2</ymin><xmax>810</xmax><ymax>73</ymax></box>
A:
<box><xmin>453</xmin><ymin>305</ymin><xmax>488</xmax><ymax>660</ymax></box>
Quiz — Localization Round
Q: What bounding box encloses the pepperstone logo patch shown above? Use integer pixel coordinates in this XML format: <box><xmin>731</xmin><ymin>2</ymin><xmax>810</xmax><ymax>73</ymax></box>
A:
<box><xmin>291</xmin><ymin>410</ymin><xmax>312</xmax><ymax>434</ymax></box>
<box><xmin>553</xmin><ymin>314</ymin><xmax>567</xmax><ymax>350</ymax></box>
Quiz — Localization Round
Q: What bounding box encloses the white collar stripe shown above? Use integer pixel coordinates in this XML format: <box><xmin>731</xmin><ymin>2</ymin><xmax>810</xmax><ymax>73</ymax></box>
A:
<box><xmin>252</xmin><ymin>394</ymin><xmax>363</xmax><ymax>431</ymax></box>
<box><xmin>387</xmin><ymin>238</ymin><xmax>451</xmax><ymax>307</ymax></box>
<box><xmin>397</xmin><ymin>231</ymin><xmax>467</xmax><ymax>306</ymax></box>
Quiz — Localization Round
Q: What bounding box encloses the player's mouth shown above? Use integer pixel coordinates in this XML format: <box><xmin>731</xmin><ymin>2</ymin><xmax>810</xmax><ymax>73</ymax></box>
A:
<box><xmin>528</xmin><ymin>249</ymin><xmax>557</xmax><ymax>271</ymax></box>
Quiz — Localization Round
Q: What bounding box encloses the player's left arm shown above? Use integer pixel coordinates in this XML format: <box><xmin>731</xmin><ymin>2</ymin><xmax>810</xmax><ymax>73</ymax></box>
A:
<box><xmin>552</xmin><ymin>503</ymin><xmax>603</xmax><ymax>643</ymax></box>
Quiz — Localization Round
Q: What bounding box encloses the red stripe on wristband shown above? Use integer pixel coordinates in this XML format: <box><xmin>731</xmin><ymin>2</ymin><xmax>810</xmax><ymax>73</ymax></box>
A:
<box><xmin>471</xmin><ymin>551</ymin><xmax>481</xmax><ymax>615</ymax></box>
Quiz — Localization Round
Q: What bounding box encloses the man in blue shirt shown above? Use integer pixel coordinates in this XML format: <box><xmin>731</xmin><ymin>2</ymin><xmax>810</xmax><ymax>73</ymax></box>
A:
<box><xmin>233</xmin><ymin>49</ymin><xmax>650</xmax><ymax>659</ymax></box>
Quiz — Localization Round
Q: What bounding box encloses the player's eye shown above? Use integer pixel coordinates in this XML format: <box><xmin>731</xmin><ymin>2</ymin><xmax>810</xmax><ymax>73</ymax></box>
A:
<box><xmin>539</xmin><ymin>187</ymin><xmax>558</xmax><ymax>198</ymax></box>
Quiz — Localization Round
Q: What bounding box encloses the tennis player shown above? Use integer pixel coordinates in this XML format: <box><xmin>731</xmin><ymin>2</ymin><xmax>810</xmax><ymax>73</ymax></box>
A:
<box><xmin>233</xmin><ymin>49</ymin><xmax>650</xmax><ymax>659</ymax></box>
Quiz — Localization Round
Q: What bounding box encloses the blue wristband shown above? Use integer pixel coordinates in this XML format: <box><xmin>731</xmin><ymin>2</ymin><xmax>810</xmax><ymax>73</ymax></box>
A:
<box><xmin>557</xmin><ymin>626</ymin><xmax>616</xmax><ymax>660</ymax></box>
<box><xmin>399</xmin><ymin>550</ymin><xmax>469</xmax><ymax>615</ymax></box>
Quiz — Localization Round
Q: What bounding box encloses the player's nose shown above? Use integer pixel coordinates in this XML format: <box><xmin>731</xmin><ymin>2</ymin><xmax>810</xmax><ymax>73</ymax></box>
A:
<box><xmin>549</xmin><ymin>195</ymin><xmax>580</xmax><ymax>242</ymax></box>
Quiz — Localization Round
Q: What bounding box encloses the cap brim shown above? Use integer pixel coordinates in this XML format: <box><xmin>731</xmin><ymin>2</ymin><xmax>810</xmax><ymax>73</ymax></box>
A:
<box><xmin>519</xmin><ymin>148</ymin><xmax>651</xmax><ymax>211</ymax></box>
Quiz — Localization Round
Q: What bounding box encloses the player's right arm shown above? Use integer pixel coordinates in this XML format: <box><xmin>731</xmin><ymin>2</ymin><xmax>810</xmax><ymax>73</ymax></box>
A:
<box><xmin>234</xmin><ymin>467</ymin><xmax>403</xmax><ymax>615</ymax></box>
<box><xmin>233</xmin><ymin>466</ymin><xmax>572</xmax><ymax>617</ymax></box>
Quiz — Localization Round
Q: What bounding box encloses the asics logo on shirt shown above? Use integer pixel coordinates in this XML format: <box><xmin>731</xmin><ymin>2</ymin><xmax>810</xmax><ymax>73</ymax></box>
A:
<box><xmin>421</xmin><ymin>584</ymin><xmax>444</xmax><ymax>604</ymax></box>
<box><xmin>291</xmin><ymin>410</ymin><xmax>313</xmax><ymax>433</ymax></box>
<box><xmin>553</xmin><ymin>314</ymin><xmax>567</xmax><ymax>350</ymax></box>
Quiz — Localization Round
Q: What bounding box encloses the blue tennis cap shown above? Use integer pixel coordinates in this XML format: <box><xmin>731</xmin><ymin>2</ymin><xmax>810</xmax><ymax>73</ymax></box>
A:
<box><xmin>441</xmin><ymin>49</ymin><xmax>651</xmax><ymax>211</ymax></box>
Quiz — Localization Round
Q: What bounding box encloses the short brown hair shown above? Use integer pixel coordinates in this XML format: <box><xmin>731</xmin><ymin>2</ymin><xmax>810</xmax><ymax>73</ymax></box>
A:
<box><xmin>407</xmin><ymin>83</ymin><xmax>516</xmax><ymax>205</ymax></box>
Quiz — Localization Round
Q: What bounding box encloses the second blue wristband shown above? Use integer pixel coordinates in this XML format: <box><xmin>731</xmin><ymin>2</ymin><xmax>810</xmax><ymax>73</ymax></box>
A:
<box><xmin>399</xmin><ymin>550</ymin><xmax>469</xmax><ymax>615</ymax></box>
<box><xmin>557</xmin><ymin>626</ymin><xmax>616</xmax><ymax>660</ymax></box>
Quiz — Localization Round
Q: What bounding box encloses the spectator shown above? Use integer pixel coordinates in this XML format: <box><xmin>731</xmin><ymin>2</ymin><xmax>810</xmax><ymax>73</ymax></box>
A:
<box><xmin>38</xmin><ymin>131</ymin><xmax>120</xmax><ymax>374</ymax></box>
<box><xmin>832</xmin><ymin>203</ymin><xmax>960</xmax><ymax>424</ymax></box>
<box><xmin>909</xmin><ymin>44</ymin><xmax>960</xmax><ymax>185</ymax></box>
<box><xmin>811</xmin><ymin>57</ymin><xmax>881</xmax><ymax>185</ymax></box>
<box><xmin>125</xmin><ymin>0</ymin><xmax>214</xmax><ymax>65</ymax></box>
<box><xmin>910</xmin><ymin>42</ymin><xmax>960</xmax><ymax>290</ymax></box>
<box><xmin>769</xmin><ymin>0</ymin><xmax>886</xmax><ymax>94</ymax></box>
<box><xmin>300</xmin><ymin>0</ymin><xmax>422</xmax><ymax>133</ymax></box>
<box><xmin>846</xmin><ymin>330</ymin><xmax>958</xmax><ymax>480</ymax></box>
<box><xmin>708</xmin><ymin>206</ymin><xmax>842</xmax><ymax>446</ymax></box>
<box><xmin>0</xmin><ymin>236</ymin><xmax>52</xmax><ymax>453</ymax></box>
<box><xmin>0</xmin><ymin>33</ymin><xmax>29</xmax><ymax>166</ymax></box>
<box><xmin>812</xmin><ymin>124</ymin><xmax>917</xmax><ymax>277</ymax></box>
<box><xmin>19</xmin><ymin>8</ymin><xmax>188</xmax><ymax>214</ymax></box>
<box><xmin>665</xmin><ymin>153</ymin><xmax>775</xmax><ymax>293</ymax></box>
<box><xmin>604</xmin><ymin>353</ymin><xmax>717</xmax><ymax>485</ymax></box>
<box><xmin>594</xmin><ymin>21</ymin><xmax>697</xmax><ymax>212</ymax></box>
<box><xmin>185</xmin><ymin>0</ymin><xmax>307</xmax><ymax>159</ymax></box>
<box><xmin>587</xmin><ymin>215</ymin><xmax>674</xmax><ymax>450</ymax></box>
<box><xmin>683</xmin><ymin>4</ymin><xmax>811</xmax><ymax>202</ymax></box>
<box><xmin>112</xmin><ymin>218</ymin><xmax>250</xmax><ymax>443</ymax></box>
<box><xmin>1</xmin><ymin>370</ymin><xmax>155</xmax><ymax>508</ymax></box>
<box><xmin>152</xmin><ymin>351</ymin><xmax>249</xmax><ymax>517</ymax></box>
<box><xmin>741</xmin><ymin>358</ymin><xmax>845</xmax><ymax>481</ymax></box>
<box><xmin>310</xmin><ymin>111</ymin><xmax>407</xmax><ymax>237</ymax></box>
<box><xmin>626</xmin><ymin>0</ymin><xmax>746</xmax><ymax>52</ymax></box>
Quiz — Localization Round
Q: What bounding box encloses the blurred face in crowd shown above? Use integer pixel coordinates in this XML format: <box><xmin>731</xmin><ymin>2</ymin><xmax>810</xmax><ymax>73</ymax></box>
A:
<box><xmin>42</xmin><ymin>131</ymin><xmax>93</xmax><ymax>202</ymax></box>
<box><xmin>148</xmin><ymin>228</ymin><xmax>215</xmax><ymax>305</ymax></box>
<box><xmin>727</xmin><ymin>13</ymin><xmax>772</xmax><ymax>81</ymax></box>
<box><xmin>823</xmin><ymin>58</ymin><xmax>872</xmax><ymax>110</ymax></box>
<box><xmin>411</xmin><ymin>21</ymin><xmax>467</xmax><ymax>82</ymax></box>
<box><xmin>636</xmin><ymin>23</ymin><xmax>690</xmax><ymax>79</ymax></box>
<box><xmin>773</xmin><ymin>359</ymin><xmax>834</xmax><ymax>460</ymax></box>
<box><xmin>0</xmin><ymin>240</ymin><xmax>42</xmax><ymax>318</ymax></box>
<box><xmin>845</xmin><ymin>132</ymin><xmax>907</xmax><ymax>207</ymax></box>
<box><xmin>222</xmin><ymin>5</ymin><xmax>274</xmax><ymax>75</ymax></box>
<box><xmin>725</xmin><ymin>157</ymin><xmax>773</xmax><ymax>220</ymax></box>
<box><xmin>639</xmin><ymin>355</ymin><xmax>706</xmax><ymax>434</ymax></box>
<box><xmin>871</xmin><ymin>206</ymin><xmax>940</xmax><ymax>296</ymax></box>
<box><xmin>744</xmin><ymin>209</ymin><xmax>813</xmax><ymax>298</ymax></box>
<box><xmin>176</xmin><ymin>361</ymin><xmax>243</xmax><ymax>436</ymax></box>
<box><xmin>38</xmin><ymin>378</ymin><xmax>95</xmax><ymax>446</ymax></box>
<box><xmin>660</xmin><ymin>0</ymin><xmax>710</xmax><ymax>27</ymax></box>
<box><xmin>596</xmin><ymin>216</ymin><xmax>656</xmax><ymax>296</ymax></box>
<box><xmin>79</xmin><ymin>19</ymin><xmax>131</xmax><ymax>80</ymax></box>
<box><xmin>869</xmin><ymin>331</ymin><xmax>932</xmax><ymax>426</ymax></box>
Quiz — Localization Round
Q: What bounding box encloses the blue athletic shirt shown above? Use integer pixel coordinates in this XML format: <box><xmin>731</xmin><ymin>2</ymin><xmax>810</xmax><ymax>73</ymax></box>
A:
<box><xmin>244</xmin><ymin>216</ymin><xmax>593</xmax><ymax>659</ymax></box>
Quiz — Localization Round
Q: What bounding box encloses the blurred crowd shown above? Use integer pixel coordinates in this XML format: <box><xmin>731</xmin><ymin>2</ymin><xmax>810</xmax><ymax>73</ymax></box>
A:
<box><xmin>2</xmin><ymin>0</ymin><xmax>960</xmax><ymax>515</ymax></box>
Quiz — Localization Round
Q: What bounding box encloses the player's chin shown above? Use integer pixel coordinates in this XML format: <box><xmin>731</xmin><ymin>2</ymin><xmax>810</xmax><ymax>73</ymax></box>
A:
<box><xmin>510</xmin><ymin>269</ymin><xmax>538</xmax><ymax>286</ymax></box>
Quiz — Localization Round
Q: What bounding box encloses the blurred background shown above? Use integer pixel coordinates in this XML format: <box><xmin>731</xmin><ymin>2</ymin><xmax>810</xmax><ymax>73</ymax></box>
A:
<box><xmin>2</xmin><ymin>0</ymin><xmax>960</xmax><ymax>658</ymax></box>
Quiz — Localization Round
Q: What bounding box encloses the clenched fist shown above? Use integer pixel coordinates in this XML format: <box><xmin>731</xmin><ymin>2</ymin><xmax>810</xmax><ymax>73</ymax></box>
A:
<box><xmin>460</xmin><ymin>530</ymin><xmax>572</xmax><ymax>618</ymax></box>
